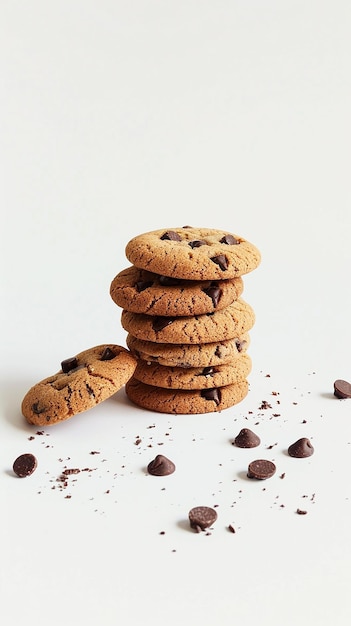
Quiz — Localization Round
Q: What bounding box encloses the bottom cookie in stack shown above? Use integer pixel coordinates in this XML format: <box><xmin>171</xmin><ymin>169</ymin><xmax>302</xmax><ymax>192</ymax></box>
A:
<box><xmin>125</xmin><ymin>335</ymin><xmax>251</xmax><ymax>414</ymax></box>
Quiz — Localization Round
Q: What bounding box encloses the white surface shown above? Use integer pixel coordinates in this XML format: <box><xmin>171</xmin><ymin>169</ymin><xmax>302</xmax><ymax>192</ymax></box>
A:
<box><xmin>1</xmin><ymin>2</ymin><xmax>350</xmax><ymax>625</ymax></box>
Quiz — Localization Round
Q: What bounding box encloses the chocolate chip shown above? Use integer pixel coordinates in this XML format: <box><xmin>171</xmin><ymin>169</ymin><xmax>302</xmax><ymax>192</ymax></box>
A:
<box><xmin>158</xmin><ymin>275</ymin><xmax>181</xmax><ymax>286</ymax></box>
<box><xmin>220</xmin><ymin>234</ymin><xmax>239</xmax><ymax>245</ymax></box>
<box><xmin>61</xmin><ymin>357</ymin><xmax>78</xmax><ymax>373</ymax></box>
<box><xmin>199</xmin><ymin>366</ymin><xmax>216</xmax><ymax>377</ymax></box>
<box><xmin>247</xmin><ymin>459</ymin><xmax>276</xmax><ymax>479</ymax></box>
<box><xmin>235</xmin><ymin>339</ymin><xmax>247</xmax><ymax>352</ymax></box>
<box><xmin>147</xmin><ymin>454</ymin><xmax>176</xmax><ymax>476</ymax></box>
<box><xmin>203</xmin><ymin>283</ymin><xmax>222</xmax><ymax>307</ymax></box>
<box><xmin>188</xmin><ymin>506</ymin><xmax>218</xmax><ymax>532</ymax></box>
<box><xmin>334</xmin><ymin>379</ymin><xmax>351</xmax><ymax>399</ymax></box>
<box><xmin>188</xmin><ymin>240</ymin><xmax>206</xmax><ymax>248</ymax></box>
<box><xmin>288</xmin><ymin>438</ymin><xmax>314</xmax><ymax>458</ymax></box>
<box><xmin>13</xmin><ymin>453</ymin><xmax>38</xmax><ymax>477</ymax></box>
<box><xmin>100</xmin><ymin>347</ymin><xmax>115</xmax><ymax>361</ymax></box>
<box><xmin>160</xmin><ymin>231</ymin><xmax>182</xmax><ymax>241</ymax></box>
<box><xmin>201</xmin><ymin>388</ymin><xmax>221</xmax><ymax>405</ymax></box>
<box><xmin>32</xmin><ymin>402</ymin><xmax>46</xmax><ymax>415</ymax></box>
<box><xmin>233</xmin><ymin>428</ymin><xmax>261</xmax><ymax>448</ymax></box>
<box><xmin>135</xmin><ymin>280</ymin><xmax>153</xmax><ymax>292</ymax></box>
<box><xmin>210</xmin><ymin>254</ymin><xmax>228</xmax><ymax>270</ymax></box>
<box><xmin>152</xmin><ymin>317</ymin><xmax>175</xmax><ymax>332</ymax></box>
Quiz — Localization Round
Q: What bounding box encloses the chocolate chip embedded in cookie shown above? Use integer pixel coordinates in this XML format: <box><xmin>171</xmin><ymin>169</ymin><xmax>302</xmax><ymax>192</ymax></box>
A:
<box><xmin>125</xmin><ymin>227</ymin><xmax>261</xmax><ymax>280</ymax></box>
<box><xmin>125</xmin><ymin>378</ymin><xmax>249</xmax><ymax>414</ymax></box>
<box><xmin>121</xmin><ymin>299</ymin><xmax>255</xmax><ymax>344</ymax></box>
<box><xmin>110</xmin><ymin>266</ymin><xmax>244</xmax><ymax>316</ymax></box>
<box><xmin>21</xmin><ymin>344</ymin><xmax>137</xmax><ymax>426</ymax></box>
<box><xmin>133</xmin><ymin>353</ymin><xmax>252</xmax><ymax>390</ymax></box>
<box><xmin>126</xmin><ymin>333</ymin><xmax>250</xmax><ymax>368</ymax></box>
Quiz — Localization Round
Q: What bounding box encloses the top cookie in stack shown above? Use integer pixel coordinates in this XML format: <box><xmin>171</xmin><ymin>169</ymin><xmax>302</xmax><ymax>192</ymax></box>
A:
<box><xmin>110</xmin><ymin>226</ymin><xmax>261</xmax><ymax>414</ymax></box>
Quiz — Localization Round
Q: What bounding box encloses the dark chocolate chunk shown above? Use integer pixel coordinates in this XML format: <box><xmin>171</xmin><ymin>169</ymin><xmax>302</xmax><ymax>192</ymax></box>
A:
<box><xmin>220</xmin><ymin>234</ymin><xmax>239</xmax><ymax>245</ymax></box>
<box><xmin>147</xmin><ymin>454</ymin><xmax>176</xmax><ymax>476</ymax></box>
<box><xmin>188</xmin><ymin>240</ymin><xmax>206</xmax><ymax>248</ymax></box>
<box><xmin>247</xmin><ymin>459</ymin><xmax>276</xmax><ymax>479</ymax></box>
<box><xmin>199</xmin><ymin>366</ymin><xmax>216</xmax><ymax>377</ymax></box>
<box><xmin>334</xmin><ymin>379</ymin><xmax>351</xmax><ymax>399</ymax></box>
<box><xmin>210</xmin><ymin>254</ymin><xmax>228</xmax><ymax>270</ymax></box>
<box><xmin>235</xmin><ymin>339</ymin><xmax>247</xmax><ymax>352</ymax></box>
<box><xmin>100</xmin><ymin>347</ymin><xmax>115</xmax><ymax>361</ymax></box>
<box><xmin>32</xmin><ymin>402</ymin><xmax>46</xmax><ymax>415</ymax></box>
<box><xmin>188</xmin><ymin>506</ymin><xmax>218</xmax><ymax>532</ymax></box>
<box><xmin>135</xmin><ymin>280</ymin><xmax>153</xmax><ymax>292</ymax></box>
<box><xmin>61</xmin><ymin>357</ymin><xmax>78</xmax><ymax>373</ymax></box>
<box><xmin>13</xmin><ymin>453</ymin><xmax>38</xmax><ymax>477</ymax></box>
<box><xmin>160</xmin><ymin>231</ymin><xmax>182</xmax><ymax>241</ymax></box>
<box><xmin>158</xmin><ymin>275</ymin><xmax>181</xmax><ymax>286</ymax></box>
<box><xmin>233</xmin><ymin>428</ymin><xmax>261</xmax><ymax>448</ymax></box>
<box><xmin>152</xmin><ymin>316</ymin><xmax>175</xmax><ymax>332</ymax></box>
<box><xmin>201</xmin><ymin>388</ymin><xmax>221</xmax><ymax>405</ymax></box>
<box><xmin>203</xmin><ymin>283</ymin><xmax>222</xmax><ymax>307</ymax></box>
<box><xmin>288</xmin><ymin>437</ymin><xmax>314</xmax><ymax>458</ymax></box>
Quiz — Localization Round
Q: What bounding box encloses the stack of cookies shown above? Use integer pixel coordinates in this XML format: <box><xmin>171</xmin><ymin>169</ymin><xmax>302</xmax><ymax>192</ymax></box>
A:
<box><xmin>110</xmin><ymin>226</ymin><xmax>261</xmax><ymax>414</ymax></box>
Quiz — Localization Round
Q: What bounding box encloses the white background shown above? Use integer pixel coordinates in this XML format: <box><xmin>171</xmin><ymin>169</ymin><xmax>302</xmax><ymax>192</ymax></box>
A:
<box><xmin>1</xmin><ymin>2</ymin><xmax>350</xmax><ymax>625</ymax></box>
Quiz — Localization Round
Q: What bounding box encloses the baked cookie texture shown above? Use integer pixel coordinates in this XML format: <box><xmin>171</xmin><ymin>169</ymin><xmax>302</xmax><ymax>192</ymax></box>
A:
<box><xmin>125</xmin><ymin>378</ymin><xmax>249</xmax><ymax>414</ymax></box>
<box><xmin>110</xmin><ymin>266</ymin><xmax>244</xmax><ymax>316</ymax></box>
<box><xmin>21</xmin><ymin>344</ymin><xmax>137</xmax><ymax>426</ymax></box>
<box><xmin>125</xmin><ymin>226</ymin><xmax>261</xmax><ymax>280</ymax></box>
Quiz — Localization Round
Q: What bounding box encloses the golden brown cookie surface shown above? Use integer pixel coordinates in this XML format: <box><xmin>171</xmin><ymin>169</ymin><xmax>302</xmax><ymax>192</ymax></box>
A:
<box><xmin>21</xmin><ymin>344</ymin><xmax>137</xmax><ymax>426</ymax></box>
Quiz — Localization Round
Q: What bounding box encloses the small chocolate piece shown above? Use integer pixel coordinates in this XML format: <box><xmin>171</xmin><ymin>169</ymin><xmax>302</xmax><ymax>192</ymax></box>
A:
<box><xmin>32</xmin><ymin>402</ymin><xmax>46</xmax><ymax>415</ymax></box>
<box><xmin>199</xmin><ymin>366</ymin><xmax>216</xmax><ymax>377</ymax></box>
<box><xmin>334</xmin><ymin>379</ymin><xmax>351</xmax><ymax>399</ymax></box>
<box><xmin>288</xmin><ymin>437</ymin><xmax>314</xmax><ymax>458</ymax></box>
<box><xmin>152</xmin><ymin>317</ymin><xmax>175</xmax><ymax>332</ymax></box>
<box><xmin>188</xmin><ymin>506</ymin><xmax>218</xmax><ymax>532</ymax></box>
<box><xmin>188</xmin><ymin>240</ymin><xmax>206</xmax><ymax>248</ymax></box>
<box><xmin>210</xmin><ymin>254</ymin><xmax>228</xmax><ymax>271</ymax></box>
<box><xmin>61</xmin><ymin>356</ymin><xmax>78</xmax><ymax>373</ymax></box>
<box><xmin>233</xmin><ymin>428</ymin><xmax>261</xmax><ymax>448</ymax></box>
<box><xmin>220</xmin><ymin>234</ymin><xmax>239</xmax><ymax>245</ymax></box>
<box><xmin>13</xmin><ymin>453</ymin><xmax>38</xmax><ymax>477</ymax></box>
<box><xmin>100</xmin><ymin>347</ymin><xmax>115</xmax><ymax>361</ymax></box>
<box><xmin>135</xmin><ymin>280</ymin><xmax>154</xmax><ymax>292</ymax></box>
<box><xmin>201</xmin><ymin>388</ymin><xmax>221</xmax><ymax>405</ymax></box>
<box><xmin>235</xmin><ymin>338</ymin><xmax>247</xmax><ymax>353</ymax></box>
<box><xmin>160</xmin><ymin>231</ymin><xmax>182</xmax><ymax>241</ymax></box>
<box><xmin>147</xmin><ymin>454</ymin><xmax>176</xmax><ymax>476</ymax></box>
<box><xmin>247</xmin><ymin>459</ymin><xmax>276</xmax><ymax>479</ymax></box>
<box><xmin>203</xmin><ymin>283</ymin><xmax>222</xmax><ymax>307</ymax></box>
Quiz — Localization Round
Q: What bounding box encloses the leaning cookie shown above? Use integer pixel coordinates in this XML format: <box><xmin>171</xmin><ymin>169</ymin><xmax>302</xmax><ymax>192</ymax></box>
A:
<box><xmin>125</xmin><ymin>378</ymin><xmax>249</xmax><ymax>414</ymax></box>
<box><xmin>125</xmin><ymin>226</ymin><xmax>261</xmax><ymax>280</ymax></box>
<box><xmin>133</xmin><ymin>353</ymin><xmax>252</xmax><ymax>390</ymax></box>
<box><xmin>126</xmin><ymin>333</ymin><xmax>250</xmax><ymax>368</ymax></box>
<box><xmin>110</xmin><ymin>266</ymin><xmax>244</xmax><ymax>316</ymax></box>
<box><xmin>21</xmin><ymin>344</ymin><xmax>137</xmax><ymax>426</ymax></box>
<box><xmin>121</xmin><ymin>298</ymin><xmax>255</xmax><ymax>344</ymax></box>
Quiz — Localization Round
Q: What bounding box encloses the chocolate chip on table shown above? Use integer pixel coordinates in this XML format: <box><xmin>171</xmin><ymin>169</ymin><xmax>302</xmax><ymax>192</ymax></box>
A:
<box><xmin>188</xmin><ymin>506</ymin><xmax>218</xmax><ymax>532</ymax></box>
<box><xmin>288</xmin><ymin>438</ymin><xmax>314</xmax><ymax>458</ymax></box>
<box><xmin>160</xmin><ymin>231</ymin><xmax>182</xmax><ymax>241</ymax></box>
<box><xmin>61</xmin><ymin>356</ymin><xmax>78</xmax><ymax>373</ymax></box>
<box><xmin>233</xmin><ymin>428</ymin><xmax>261</xmax><ymax>448</ymax></box>
<box><xmin>220</xmin><ymin>234</ymin><xmax>239</xmax><ymax>245</ymax></box>
<box><xmin>100</xmin><ymin>347</ymin><xmax>115</xmax><ymax>361</ymax></box>
<box><xmin>334</xmin><ymin>379</ymin><xmax>351</xmax><ymax>399</ymax></box>
<box><xmin>147</xmin><ymin>454</ymin><xmax>176</xmax><ymax>476</ymax></box>
<box><xmin>203</xmin><ymin>283</ymin><xmax>222</xmax><ymax>307</ymax></box>
<box><xmin>201</xmin><ymin>388</ymin><xmax>221</xmax><ymax>405</ymax></box>
<box><xmin>247</xmin><ymin>459</ymin><xmax>276</xmax><ymax>480</ymax></box>
<box><xmin>210</xmin><ymin>254</ymin><xmax>228</xmax><ymax>270</ymax></box>
<box><xmin>13</xmin><ymin>453</ymin><xmax>38</xmax><ymax>477</ymax></box>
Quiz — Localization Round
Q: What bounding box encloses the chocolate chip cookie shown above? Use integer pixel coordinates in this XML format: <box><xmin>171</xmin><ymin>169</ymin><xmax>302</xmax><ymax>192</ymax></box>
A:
<box><xmin>133</xmin><ymin>353</ymin><xmax>252</xmax><ymax>389</ymax></box>
<box><xmin>126</xmin><ymin>333</ymin><xmax>250</xmax><ymax>368</ymax></box>
<box><xmin>121</xmin><ymin>298</ymin><xmax>255</xmax><ymax>344</ymax></box>
<box><xmin>125</xmin><ymin>226</ymin><xmax>261</xmax><ymax>280</ymax></box>
<box><xmin>110</xmin><ymin>266</ymin><xmax>244</xmax><ymax>316</ymax></box>
<box><xmin>21</xmin><ymin>344</ymin><xmax>137</xmax><ymax>426</ymax></box>
<box><xmin>125</xmin><ymin>377</ymin><xmax>249</xmax><ymax>414</ymax></box>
